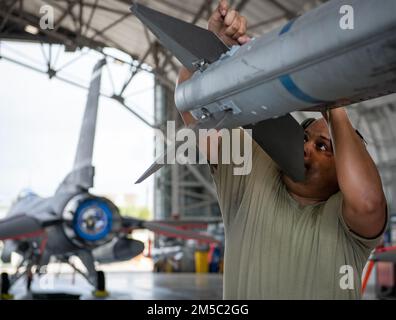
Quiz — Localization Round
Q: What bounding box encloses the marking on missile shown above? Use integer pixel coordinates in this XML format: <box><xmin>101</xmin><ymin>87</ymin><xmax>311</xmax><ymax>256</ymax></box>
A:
<box><xmin>241</xmin><ymin>58</ymin><xmax>263</xmax><ymax>71</ymax></box>
<box><xmin>279</xmin><ymin>18</ymin><xmax>297</xmax><ymax>35</ymax></box>
<box><xmin>279</xmin><ymin>74</ymin><xmax>329</xmax><ymax>104</ymax></box>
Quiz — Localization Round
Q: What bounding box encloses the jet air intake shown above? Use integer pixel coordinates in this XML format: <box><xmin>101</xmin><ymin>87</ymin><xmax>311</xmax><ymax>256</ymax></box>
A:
<box><xmin>62</xmin><ymin>194</ymin><xmax>122</xmax><ymax>248</ymax></box>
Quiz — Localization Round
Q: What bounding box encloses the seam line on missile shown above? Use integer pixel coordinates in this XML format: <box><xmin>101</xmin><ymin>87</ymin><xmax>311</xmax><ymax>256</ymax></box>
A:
<box><xmin>279</xmin><ymin>74</ymin><xmax>328</xmax><ymax>104</ymax></box>
<box><xmin>279</xmin><ymin>18</ymin><xmax>297</xmax><ymax>35</ymax></box>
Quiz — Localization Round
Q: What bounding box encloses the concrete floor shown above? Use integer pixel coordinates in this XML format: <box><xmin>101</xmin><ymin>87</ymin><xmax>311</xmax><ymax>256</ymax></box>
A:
<box><xmin>9</xmin><ymin>272</ymin><xmax>224</xmax><ymax>300</ymax></box>
<box><xmin>7</xmin><ymin>270</ymin><xmax>381</xmax><ymax>300</ymax></box>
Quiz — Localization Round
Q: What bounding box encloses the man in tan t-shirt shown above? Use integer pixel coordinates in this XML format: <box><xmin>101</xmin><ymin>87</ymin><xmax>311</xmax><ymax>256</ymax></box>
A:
<box><xmin>177</xmin><ymin>0</ymin><xmax>387</xmax><ymax>299</ymax></box>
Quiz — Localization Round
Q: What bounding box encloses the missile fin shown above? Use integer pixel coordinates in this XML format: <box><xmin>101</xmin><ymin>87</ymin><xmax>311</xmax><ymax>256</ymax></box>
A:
<box><xmin>131</xmin><ymin>3</ymin><xmax>229</xmax><ymax>71</ymax></box>
<box><xmin>135</xmin><ymin>142</ymin><xmax>178</xmax><ymax>184</ymax></box>
<box><xmin>244</xmin><ymin>114</ymin><xmax>305</xmax><ymax>182</ymax></box>
<box><xmin>135</xmin><ymin>160</ymin><xmax>165</xmax><ymax>184</ymax></box>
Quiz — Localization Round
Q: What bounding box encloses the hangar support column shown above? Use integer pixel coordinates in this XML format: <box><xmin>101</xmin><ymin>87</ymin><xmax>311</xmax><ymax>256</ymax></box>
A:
<box><xmin>153</xmin><ymin>77</ymin><xmax>221</xmax><ymax>221</ymax></box>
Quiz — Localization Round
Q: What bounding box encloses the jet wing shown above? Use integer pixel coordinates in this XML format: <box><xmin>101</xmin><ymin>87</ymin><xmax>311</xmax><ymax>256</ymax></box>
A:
<box><xmin>0</xmin><ymin>212</ymin><xmax>61</xmax><ymax>240</ymax></box>
<box><xmin>131</xmin><ymin>3</ymin><xmax>229</xmax><ymax>71</ymax></box>
<box><xmin>149</xmin><ymin>217</ymin><xmax>223</xmax><ymax>226</ymax></box>
<box><xmin>122</xmin><ymin>217</ymin><xmax>220</xmax><ymax>244</ymax></box>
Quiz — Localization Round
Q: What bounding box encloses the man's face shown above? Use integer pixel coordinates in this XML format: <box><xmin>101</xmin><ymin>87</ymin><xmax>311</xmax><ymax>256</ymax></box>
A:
<box><xmin>282</xmin><ymin>118</ymin><xmax>339</xmax><ymax>201</ymax></box>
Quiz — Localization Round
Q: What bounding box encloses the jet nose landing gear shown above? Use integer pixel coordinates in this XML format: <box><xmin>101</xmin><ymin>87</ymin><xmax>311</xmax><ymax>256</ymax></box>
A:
<box><xmin>1</xmin><ymin>272</ymin><xmax>14</xmax><ymax>300</ymax></box>
<box><xmin>92</xmin><ymin>271</ymin><xmax>108</xmax><ymax>298</ymax></box>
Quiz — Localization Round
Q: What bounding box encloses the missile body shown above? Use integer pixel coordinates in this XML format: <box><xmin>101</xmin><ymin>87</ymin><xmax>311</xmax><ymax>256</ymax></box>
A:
<box><xmin>131</xmin><ymin>0</ymin><xmax>396</xmax><ymax>183</ymax></box>
<box><xmin>175</xmin><ymin>0</ymin><xmax>396</xmax><ymax>129</ymax></box>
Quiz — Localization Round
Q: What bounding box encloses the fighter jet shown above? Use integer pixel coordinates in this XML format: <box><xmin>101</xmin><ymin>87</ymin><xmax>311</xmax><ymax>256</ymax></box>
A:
<box><xmin>0</xmin><ymin>59</ymin><xmax>219</xmax><ymax>299</ymax></box>
<box><xmin>131</xmin><ymin>0</ymin><xmax>396</xmax><ymax>184</ymax></box>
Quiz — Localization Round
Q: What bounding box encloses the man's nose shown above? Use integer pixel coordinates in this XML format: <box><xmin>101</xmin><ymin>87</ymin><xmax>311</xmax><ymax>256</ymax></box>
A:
<box><xmin>304</xmin><ymin>141</ymin><xmax>314</xmax><ymax>159</ymax></box>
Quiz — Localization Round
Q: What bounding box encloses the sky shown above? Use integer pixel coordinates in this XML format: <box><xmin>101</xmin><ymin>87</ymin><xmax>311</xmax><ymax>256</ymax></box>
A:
<box><xmin>0</xmin><ymin>41</ymin><xmax>155</xmax><ymax>213</ymax></box>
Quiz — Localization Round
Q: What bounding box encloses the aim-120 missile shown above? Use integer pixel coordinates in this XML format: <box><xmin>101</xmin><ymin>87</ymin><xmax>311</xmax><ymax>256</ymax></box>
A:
<box><xmin>131</xmin><ymin>0</ymin><xmax>396</xmax><ymax>183</ymax></box>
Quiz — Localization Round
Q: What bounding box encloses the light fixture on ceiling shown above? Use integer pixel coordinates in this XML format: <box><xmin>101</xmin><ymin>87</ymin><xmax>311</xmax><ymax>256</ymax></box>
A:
<box><xmin>24</xmin><ymin>25</ymin><xmax>39</xmax><ymax>35</ymax></box>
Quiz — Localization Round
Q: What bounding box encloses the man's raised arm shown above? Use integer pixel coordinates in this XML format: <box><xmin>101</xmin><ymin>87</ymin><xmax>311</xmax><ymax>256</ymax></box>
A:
<box><xmin>327</xmin><ymin>108</ymin><xmax>387</xmax><ymax>238</ymax></box>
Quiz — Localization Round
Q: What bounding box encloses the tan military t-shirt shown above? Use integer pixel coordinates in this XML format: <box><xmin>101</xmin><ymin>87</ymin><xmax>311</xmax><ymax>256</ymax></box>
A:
<box><xmin>211</xmin><ymin>130</ymin><xmax>383</xmax><ymax>299</ymax></box>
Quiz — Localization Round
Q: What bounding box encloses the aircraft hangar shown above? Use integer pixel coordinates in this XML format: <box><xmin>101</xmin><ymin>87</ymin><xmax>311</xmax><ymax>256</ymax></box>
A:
<box><xmin>0</xmin><ymin>0</ymin><xmax>396</xmax><ymax>301</ymax></box>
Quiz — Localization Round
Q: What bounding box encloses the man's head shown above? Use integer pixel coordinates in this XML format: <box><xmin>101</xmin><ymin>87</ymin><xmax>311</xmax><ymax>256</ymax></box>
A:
<box><xmin>282</xmin><ymin>117</ymin><xmax>339</xmax><ymax>202</ymax></box>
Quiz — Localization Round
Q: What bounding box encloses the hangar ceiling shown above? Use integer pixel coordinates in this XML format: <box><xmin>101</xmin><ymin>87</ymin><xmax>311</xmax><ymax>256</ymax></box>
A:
<box><xmin>0</xmin><ymin>0</ymin><xmax>326</xmax><ymax>84</ymax></box>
